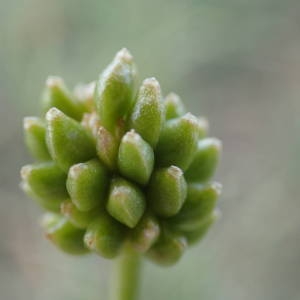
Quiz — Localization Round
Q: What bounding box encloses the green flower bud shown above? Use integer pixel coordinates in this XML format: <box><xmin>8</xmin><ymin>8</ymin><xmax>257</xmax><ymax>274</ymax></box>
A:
<box><xmin>156</xmin><ymin>113</ymin><xmax>207</xmax><ymax>171</ymax></box>
<box><xmin>66</xmin><ymin>159</ymin><xmax>109</xmax><ymax>212</ymax></box>
<box><xmin>107</xmin><ymin>178</ymin><xmax>146</xmax><ymax>228</ymax></box>
<box><xmin>84</xmin><ymin>213</ymin><xmax>125</xmax><ymax>258</ymax></box>
<box><xmin>74</xmin><ymin>81</ymin><xmax>96</xmax><ymax>113</ymax></box>
<box><xmin>20</xmin><ymin>182</ymin><xmax>60</xmax><ymax>212</ymax></box>
<box><xmin>23</xmin><ymin>117</ymin><xmax>51</xmax><ymax>161</ymax></box>
<box><xmin>164</xmin><ymin>93</ymin><xmax>185</xmax><ymax>120</ymax></box>
<box><xmin>118</xmin><ymin>130</ymin><xmax>154</xmax><ymax>185</ymax></box>
<box><xmin>42</xmin><ymin>213</ymin><xmax>88</xmax><ymax>255</ymax></box>
<box><xmin>20</xmin><ymin>162</ymin><xmax>68</xmax><ymax>212</ymax></box>
<box><xmin>130</xmin><ymin>212</ymin><xmax>160</xmax><ymax>253</ymax></box>
<box><xmin>95</xmin><ymin>48</ymin><xmax>136</xmax><ymax>132</ymax></box>
<box><xmin>46</xmin><ymin>107</ymin><xmax>96</xmax><ymax>172</ymax></box>
<box><xmin>81</xmin><ymin>111</ymin><xmax>101</xmax><ymax>139</ymax></box>
<box><xmin>42</xmin><ymin>76</ymin><xmax>83</xmax><ymax>121</ymax></box>
<box><xmin>185</xmin><ymin>138</ymin><xmax>222</xmax><ymax>182</ymax></box>
<box><xmin>168</xmin><ymin>182</ymin><xmax>221</xmax><ymax>231</ymax></box>
<box><xmin>197</xmin><ymin>116</ymin><xmax>209</xmax><ymax>137</ymax></box>
<box><xmin>147</xmin><ymin>166</ymin><xmax>187</xmax><ymax>217</ymax></box>
<box><xmin>61</xmin><ymin>200</ymin><xmax>100</xmax><ymax>229</ymax></box>
<box><xmin>129</xmin><ymin>78</ymin><xmax>164</xmax><ymax>148</ymax></box>
<box><xmin>21</xmin><ymin>49</ymin><xmax>222</xmax><ymax>263</ymax></box>
<box><xmin>147</xmin><ymin>228</ymin><xmax>187</xmax><ymax>266</ymax></box>
<box><xmin>96</xmin><ymin>126</ymin><xmax>119</xmax><ymax>171</ymax></box>
<box><xmin>42</xmin><ymin>213</ymin><xmax>89</xmax><ymax>255</ymax></box>
<box><xmin>181</xmin><ymin>210</ymin><xmax>220</xmax><ymax>246</ymax></box>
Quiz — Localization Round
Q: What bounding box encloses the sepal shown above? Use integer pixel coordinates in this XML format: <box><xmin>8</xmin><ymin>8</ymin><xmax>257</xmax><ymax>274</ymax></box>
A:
<box><xmin>185</xmin><ymin>138</ymin><xmax>222</xmax><ymax>182</ymax></box>
<box><xmin>84</xmin><ymin>213</ymin><xmax>125</xmax><ymax>258</ymax></box>
<box><xmin>129</xmin><ymin>78</ymin><xmax>164</xmax><ymax>148</ymax></box>
<box><xmin>46</xmin><ymin>107</ymin><xmax>96</xmax><ymax>172</ymax></box>
<box><xmin>42</xmin><ymin>213</ymin><xmax>88</xmax><ymax>255</ymax></box>
<box><xmin>61</xmin><ymin>200</ymin><xmax>101</xmax><ymax>229</ymax></box>
<box><xmin>20</xmin><ymin>162</ymin><xmax>68</xmax><ymax>212</ymax></box>
<box><xmin>118</xmin><ymin>130</ymin><xmax>154</xmax><ymax>185</ymax></box>
<box><xmin>66</xmin><ymin>159</ymin><xmax>109</xmax><ymax>212</ymax></box>
<box><xmin>156</xmin><ymin>113</ymin><xmax>207</xmax><ymax>170</ymax></box>
<box><xmin>147</xmin><ymin>166</ymin><xmax>187</xmax><ymax>217</ymax></box>
<box><xmin>42</xmin><ymin>76</ymin><xmax>83</xmax><ymax>120</ymax></box>
<box><xmin>23</xmin><ymin>117</ymin><xmax>51</xmax><ymax>161</ymax></box>
<box><xmin>130</xmin><ymin>212</ymin><xmax>160</xmax><ymax>253</ymax></box>
<box><xmin>164</xmin><ymin>93</ymin><xmax>185</xmax><ymax>120</ymax></box>
<box><xmin>106</xmin><ymin>177</ymin><xmax>146</xmax><ymax>228</ymax></box>
<box><xmin>95</xmin><ymin>48</ymin><xmax>136</xmax><ymax>132</ymax></box>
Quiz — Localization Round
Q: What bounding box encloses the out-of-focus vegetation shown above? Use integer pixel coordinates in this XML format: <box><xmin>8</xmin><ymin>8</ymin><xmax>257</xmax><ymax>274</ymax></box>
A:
<box><xmin>1</xmin><ymin>1</ymin><xmax>300</xmax><ymax>299</ymax></box>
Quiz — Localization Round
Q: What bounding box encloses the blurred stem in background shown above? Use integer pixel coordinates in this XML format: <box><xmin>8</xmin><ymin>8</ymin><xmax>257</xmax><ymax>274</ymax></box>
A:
<box><xmin>110</xmin><ymin>244</ymin><xmax>141</xmax><ymax>300</ymax></box>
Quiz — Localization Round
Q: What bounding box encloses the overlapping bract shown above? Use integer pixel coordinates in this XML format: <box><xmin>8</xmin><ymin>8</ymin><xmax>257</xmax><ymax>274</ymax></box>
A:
<box><xmin>21</xmin><ymin>49</ymin><xmax>222</xmax><ymax>266</ymax></box>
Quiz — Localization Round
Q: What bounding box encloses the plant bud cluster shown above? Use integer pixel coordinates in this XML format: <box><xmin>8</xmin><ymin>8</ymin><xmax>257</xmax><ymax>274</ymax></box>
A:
<box><xmin>21</xmin><ymin>49</ymin><xmax>222</xmax><ymax>266</ymax></box>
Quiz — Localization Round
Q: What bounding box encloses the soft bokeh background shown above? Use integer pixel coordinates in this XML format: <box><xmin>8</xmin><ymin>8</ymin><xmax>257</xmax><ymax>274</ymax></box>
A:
<box><xmin>1</xmin><ymin>0</ymin><xmax>300</xmax><ymax>299</ymax></box>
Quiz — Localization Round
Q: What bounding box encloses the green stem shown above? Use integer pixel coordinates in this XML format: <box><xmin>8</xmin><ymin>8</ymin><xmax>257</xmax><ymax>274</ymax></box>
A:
<box><xmin>110</xmin><ymin>244</ymin><xmax>142</xmax><ymax>300</ymax></box>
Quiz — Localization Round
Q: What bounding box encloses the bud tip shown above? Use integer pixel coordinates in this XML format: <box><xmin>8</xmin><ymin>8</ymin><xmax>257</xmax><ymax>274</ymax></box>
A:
<box><xmin>168</xmin><ymin>165</ymin><xmax>183</xmax><ymax>177</ymax></box>
<box><xmin>20</xmin><ymin>165</ymin><xmax>31</xmax><ymax>180</ymax></box>
<box><xmin>116</xmin><ymin>48</ymin><xmax>133</xmax><ymax>64</ymax></box>
<box><xmin>201</xmin><ymin>138</ymin><xmax>222</xmax><ymax>151</ymax></box>
<box><xmin>142</xmin><ymin>77</ymin><xmax>161</xmax><ymax>92</ymax></box>
<box><xmin>23</xmin><ymin>117</ymin><xmax>38</xmax><ymax>130</ymax></box>
<box><xmin>123</xmin><ymin>129</ymin><xmax>139</xmax><ymax>142</ymax></box>
<box><xmin>46</xmin><ymin>76</ymin><xmax>63</xmax><ymax>88</ymax></box>
<box><xmin>45</xmin><ymin>107</ymin><xmax>62</xmax><ymax>121</ymax></box>
<box><xmin>182</xmin><ymin>112</ymin><xmax>199</xmax><ymax>125</ymax></box>
<box><xmin>68</xmin><ymin>163</ymin><xmax>84</xmax><ymax>178</ymax></box>
<box><xmin>166</xmin><ymin>92</ymin><xmax>179</xmax><ymax>99</ymax></box>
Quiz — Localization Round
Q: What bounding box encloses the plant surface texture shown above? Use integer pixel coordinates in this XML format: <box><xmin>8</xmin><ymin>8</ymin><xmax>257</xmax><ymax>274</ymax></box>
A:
<box><xmin>21</xmin><ymin>48</ymin><xmax>222</xmax><ymax>266</ymax></box>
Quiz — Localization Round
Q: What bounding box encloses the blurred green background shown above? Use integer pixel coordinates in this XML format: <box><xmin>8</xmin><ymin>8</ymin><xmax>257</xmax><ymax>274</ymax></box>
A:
<box><xmin>1</xmin><ymin>0</ymin><xmax>300</xmax><ymax>299</ymax></box>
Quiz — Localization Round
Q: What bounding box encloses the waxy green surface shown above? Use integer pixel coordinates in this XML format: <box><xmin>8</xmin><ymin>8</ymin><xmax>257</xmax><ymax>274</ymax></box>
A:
<box><xmin>107</xmin><ymin>178</ymin><xmax>146</xmax><ymax>228</ymax></box>
<box><xmin>130</xmin><ymin>78</ymin><xmax>164</xmax><ymax>148</ymax></box>
<box><xmin>118</xmin><ymin>130</ymin><xmax>154</xmax><ymax>185</ymax></box>
<box><xmin>66</xmin><ymin>159</ymin><xmax>109</xmax><ymax>211</ymax></box>
<box><xmin>21</xmin><ymin>48</ymin><xmax>221</xmax><ymax>265</ymax></box>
